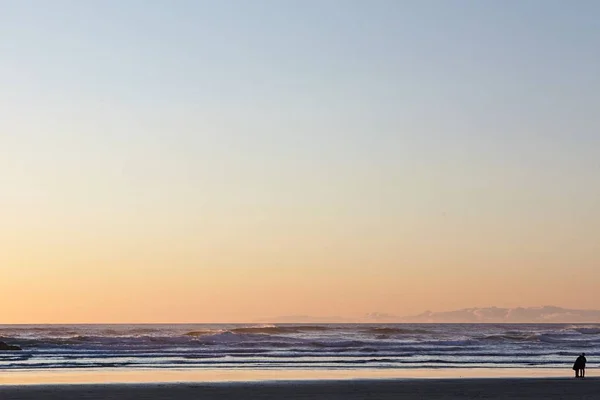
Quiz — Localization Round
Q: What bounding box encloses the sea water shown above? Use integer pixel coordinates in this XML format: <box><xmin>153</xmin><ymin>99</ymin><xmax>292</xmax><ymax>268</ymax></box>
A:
<box><xmin>1</xmin><ymin>324</ymin><xmax>597</xmax><ymax>370</ymax></box>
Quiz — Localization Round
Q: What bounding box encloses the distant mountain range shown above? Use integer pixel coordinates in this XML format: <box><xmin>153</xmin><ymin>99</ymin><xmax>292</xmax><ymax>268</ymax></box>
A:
<box><xmin>396</xmin><ymin>306</ymin><xmax>600</xmax><ymax>323</ymax></box>
<box><xmin>266</xmin><ymin>306</ymin><xmax>600</xmax><ymax>323</ymax></box>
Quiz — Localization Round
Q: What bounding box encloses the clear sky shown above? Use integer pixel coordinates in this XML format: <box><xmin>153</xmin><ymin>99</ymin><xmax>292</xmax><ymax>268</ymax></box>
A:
<box><xmin>1</xmin><ymin>0</ymin><xmax>599</xmax><ymax>323</ymax></box>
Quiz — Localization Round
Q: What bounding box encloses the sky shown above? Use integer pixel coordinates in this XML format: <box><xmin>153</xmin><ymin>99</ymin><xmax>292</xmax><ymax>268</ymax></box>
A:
<box><xmin>1</xmin><ymin>0</ymin><xmax>599</xmax><ymax>323</ymax></box>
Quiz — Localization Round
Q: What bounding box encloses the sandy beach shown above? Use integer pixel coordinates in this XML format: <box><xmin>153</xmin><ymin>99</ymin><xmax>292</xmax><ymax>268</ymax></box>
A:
<box><xmin>0</xmin><ymin>378</ymin><xmax>598</xmax><ymax>400</ymax></box>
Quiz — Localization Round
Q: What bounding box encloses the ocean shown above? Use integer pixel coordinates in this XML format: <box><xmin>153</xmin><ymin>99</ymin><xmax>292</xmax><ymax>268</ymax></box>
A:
<box><xmin>0</xmin><ymin>324</ymin><xmax>597</xmax><ymax>371</ymax></box>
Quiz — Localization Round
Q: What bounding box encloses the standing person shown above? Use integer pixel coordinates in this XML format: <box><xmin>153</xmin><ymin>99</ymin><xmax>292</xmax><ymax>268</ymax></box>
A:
<box><xmin>573</xmin><ymin>353</ymin><xmax>587</xmax><ymax>378</ymax></box>
<box><xmin>579</xmin><ymin>353</ymin><xmax>587</xmax><ymax>378</ymax></box>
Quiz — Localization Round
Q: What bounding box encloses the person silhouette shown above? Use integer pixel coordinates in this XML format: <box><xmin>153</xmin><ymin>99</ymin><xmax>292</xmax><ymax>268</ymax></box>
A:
<box><xmin>573</xmin><ymin>353</ymin><xmax>587</xmax><ymax>378</ymax></box>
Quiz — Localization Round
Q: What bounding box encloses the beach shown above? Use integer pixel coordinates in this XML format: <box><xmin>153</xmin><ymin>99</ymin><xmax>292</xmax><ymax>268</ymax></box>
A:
<box><xmin>1</xmin><ymin>323</ymin><xmax>597</xmax><ymax>398</ymax></box>
<box><xmin>0</xmin><ymin>378</ymin><xmax>598</xmax><ymax>400</ymax></box>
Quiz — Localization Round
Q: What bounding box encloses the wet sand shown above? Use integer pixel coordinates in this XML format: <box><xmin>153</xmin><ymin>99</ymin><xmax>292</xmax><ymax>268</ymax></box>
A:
<box><xmin>0</xmin><ymin>367</ymin><xmax>581</xmax><ymax>385</ymax></box>
<box><xmin>0</xmin><ymin>378</ymin><xmax>598</xmax><ymax>400</ymax></box>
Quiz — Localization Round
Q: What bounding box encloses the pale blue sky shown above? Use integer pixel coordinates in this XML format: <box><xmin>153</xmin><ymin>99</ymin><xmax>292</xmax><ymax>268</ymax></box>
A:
<box><xmin>1</xmin><ymin>1</ymin><xmax>599</xmax><ymax>321</ymax></box>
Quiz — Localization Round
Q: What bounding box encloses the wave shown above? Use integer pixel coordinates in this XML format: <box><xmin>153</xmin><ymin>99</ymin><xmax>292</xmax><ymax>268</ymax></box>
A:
<box><xmin>229</xmin><ymin>326</ymin><xmax>332</xmax><ymax>335</ymax></box>
<box><xmin>575</xmin><ymin>328</ymin><xmax>600</xmax><ymax>335</ymax></box>
<box><xmin>185</xmin><ymin>330</ymin><xmax>222</xmax><ymax>337</ymax></box>
<box><xmin>123</xmin><ymin>328</ymin><xmax>163</xmax><ymax>335</ymax></box>
<box><xmin>182</xmin><ymin>325</ymin><xmax>334</xmax><ymax>337</ymax></box>
<box><xmin>184</xmin><ymin>326</ymin><xmax>333</xmax><ymax>337</ymax></box>
<box><xmin>538</xmin><ymin>334</ymin><xmax>600</xmax><ymax>345</ymax></box>
<box><xmin>197</xmin><ymin>331</ymin><xmax>304</xmax><ymax>345</ymax></box>
<box><xmin>480</xmin><ymin>334</ymin><xmax>539</xmax><ymax>342</ymax></box>
<box><xmin>364</xmin><ymin>327</ymin><xmax>432</xmax><ymax>335</ymax></box>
